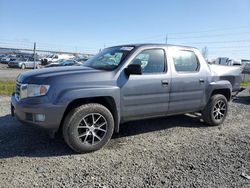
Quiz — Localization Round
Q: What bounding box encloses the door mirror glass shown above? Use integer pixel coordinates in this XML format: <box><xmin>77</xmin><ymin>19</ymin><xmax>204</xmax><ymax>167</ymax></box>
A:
<box><xmin>125</xmin><ymin>64</ymin><xmax>142</xmax><ymax>75</ymax></box>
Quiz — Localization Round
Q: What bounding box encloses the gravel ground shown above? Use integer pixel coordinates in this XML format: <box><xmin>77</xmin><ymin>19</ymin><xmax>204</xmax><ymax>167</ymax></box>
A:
<box><xmin>0</xmin><ymin>89</ymin><xmax>249</xmax><ymax>188</ymax></box>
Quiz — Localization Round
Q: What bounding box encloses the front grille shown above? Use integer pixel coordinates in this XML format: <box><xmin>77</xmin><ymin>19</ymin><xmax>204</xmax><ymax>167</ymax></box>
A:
<box><xmin>16</xmin><ymin>81</ymin><xmax>21</xmax><ymax>100</ymax></box>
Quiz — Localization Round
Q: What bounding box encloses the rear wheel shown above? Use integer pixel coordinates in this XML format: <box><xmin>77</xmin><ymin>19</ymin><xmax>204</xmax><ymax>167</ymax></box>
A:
<box><xmin>63</xmin><ymin>103</ymin><xmax>114</xmax><ymax>153</ymax></box>
<box><xmin>202</xmin><ymin>94</ymin><xmax>228</xmax><ymax>126</ymax></box>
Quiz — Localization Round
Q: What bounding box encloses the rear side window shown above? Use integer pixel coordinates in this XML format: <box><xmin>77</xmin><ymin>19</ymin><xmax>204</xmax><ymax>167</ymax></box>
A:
<box><xmin>172</xmin><ymin>50</ymin><xmax>200</xmax><ymax>72</ymax></box>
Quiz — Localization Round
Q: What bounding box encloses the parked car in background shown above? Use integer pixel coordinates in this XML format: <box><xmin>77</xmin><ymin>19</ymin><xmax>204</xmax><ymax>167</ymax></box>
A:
<box><xmin>44</xmin><ymin>59</ymin><xmax>82</xmax><ymax>68</ymax></box>
<box><xmin>0</xmin><ymin>54</ymin><xmax>5</xmax><ymax>60</ymax></box>
<box><xmin>41</xmin><ymin>54</ymin><xmax>75</xmax><ymax>65</ymax></box>
<box><xmin>214</xmin><ymin>57</ymin><xmax>242</xmax><ymax>66</ymax></box>
<box><xmin>1</xmin><ymin>56</ymin><xmax>11</xmax><ymax>64</ymax></box>
<box><xmin>8</xmin><ymin>57</ymin><xmax>41</xmax><ymax>69</ymax></box>
<box><xmin>242</xmin><ymin>60</ymin><xmax>250</xmax><ymax>74</ymax></box>
<box><xmin>226</xmin><ymin>59</ymin><xmax>242</xmax><ymax>66</ymax></box>
<box><xmin>1</xmin><ymin>55</ymin><xmax>16</xmax><ymax>64</ymax></box>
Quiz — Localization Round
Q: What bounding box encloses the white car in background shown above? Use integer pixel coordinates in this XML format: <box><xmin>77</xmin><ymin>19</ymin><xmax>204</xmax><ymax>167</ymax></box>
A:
<box><xmin>41</xmin><ymin>54</ymin><xmax>75</xmax><ymax>65</ymax></box>
<box><xmin>8</xmin><ymin>58</ymin><xmax>41</xmax><ymax>69</ymax></box>
<box><xmin>1</xmin><ymin>55</ymin><xmax>16</xmax><ymax>64</ymax></box>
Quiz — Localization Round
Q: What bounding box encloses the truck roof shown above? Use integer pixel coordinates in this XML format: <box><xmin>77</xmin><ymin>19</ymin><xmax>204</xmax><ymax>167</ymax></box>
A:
<box><xmin>111</xmin><ymin>43</ymin><xmax>197</xmax><ymax>50</ymax></box>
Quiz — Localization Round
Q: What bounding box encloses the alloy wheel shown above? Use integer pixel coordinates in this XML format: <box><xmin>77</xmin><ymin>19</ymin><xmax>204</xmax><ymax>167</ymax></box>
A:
<box><xmin>213</xmin><ymin>100</ymin><xmax>226</xmax><ymax>120</ymax></box>
<box><xmin>77</xmin><ymin>113</ymin><xmax>108</xmax><ymax>145</ymax></box>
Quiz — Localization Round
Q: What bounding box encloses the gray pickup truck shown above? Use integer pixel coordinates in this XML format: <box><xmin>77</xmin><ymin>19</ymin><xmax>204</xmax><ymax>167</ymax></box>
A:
<box><xmin>11</xmin><ymin>44</ymin><xmax>242</xmax><ymax>153</ymax></box>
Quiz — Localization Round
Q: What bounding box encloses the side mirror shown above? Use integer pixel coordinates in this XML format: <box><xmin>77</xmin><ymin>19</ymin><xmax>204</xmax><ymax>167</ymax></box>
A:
<box><xmin>125</xmin><ymin>64</ymin><xmax>142</xmax><ymax>76</ymax></box>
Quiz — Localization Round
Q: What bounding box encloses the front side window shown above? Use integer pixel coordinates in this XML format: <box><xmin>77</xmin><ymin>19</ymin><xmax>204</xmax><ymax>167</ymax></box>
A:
<box><xmin>172</xmin><ymin>50</ymin><xmax>200</xmax><ymax>72</ymax></box>
<box><xmin>84</xmin><ymin>46</ymin><xmax>134</xmax><ymax>70</ymax></box>
<box><xmin>131</xmin><ymin>49</ymin><xmax>165</xmax><ymax>74</ymax></box>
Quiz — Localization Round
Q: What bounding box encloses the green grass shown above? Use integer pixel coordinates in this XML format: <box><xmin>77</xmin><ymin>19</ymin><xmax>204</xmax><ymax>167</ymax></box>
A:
<box><xmin>241</xmin><ymin>80</ymin><xmax>250</xmax><ymax>87</ymax></box>
<box><xmin>0</xmin><ymin>80</ymin><xmax>15</xmax><ymax>96</ymax></box>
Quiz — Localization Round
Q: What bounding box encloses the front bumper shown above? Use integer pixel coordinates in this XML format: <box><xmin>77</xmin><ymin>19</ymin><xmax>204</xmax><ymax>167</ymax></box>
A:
<box><xmin>11</xmin><ymin>93</ymin><xmax>65</xmax><ymax>132</ymax></box>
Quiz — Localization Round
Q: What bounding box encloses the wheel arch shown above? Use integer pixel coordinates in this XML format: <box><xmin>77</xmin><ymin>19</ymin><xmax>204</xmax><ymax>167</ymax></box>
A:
<box><xmin>208</xmin><ymin>81</ymin><xmax>232</xmax><ymax>101</ymax></box>
<box><xmin>59</xmin><ymin>96</ymin><xmax>120</xmax><ymax>134</ymax></box>
<box><xmin>210</xmin><ymin>88</ymin><xmax>231</xmax><ymax>101</ymax></box>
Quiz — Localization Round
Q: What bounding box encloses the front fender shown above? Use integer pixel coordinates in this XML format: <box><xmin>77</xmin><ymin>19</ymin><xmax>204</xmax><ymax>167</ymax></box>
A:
<box><xmin>54</xmin><ymin>85</ymin><xmax>120</xmax><ymax>106</ymax></box>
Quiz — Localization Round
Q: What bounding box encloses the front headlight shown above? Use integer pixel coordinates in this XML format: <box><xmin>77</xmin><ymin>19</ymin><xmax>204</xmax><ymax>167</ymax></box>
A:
<box><xmin>20</xmin><ymin>84</ymin><xmax>50</xmax><ymax>99</ymax></box>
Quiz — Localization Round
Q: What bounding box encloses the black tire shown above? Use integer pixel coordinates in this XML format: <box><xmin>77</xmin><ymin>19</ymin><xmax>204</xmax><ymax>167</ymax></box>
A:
<box><xmin>202</xmin><ymin>94</ymin><xmax>228</xmax><ymax>126</ymax></box>
<box><xmin>63</xmin><ymin>103</ymin><xmax>114</xmax><ymax>153</ymax></box>
<box><xmin>21</xmin><ymin>64</ymin><xmax>25</xmax><ymax>69</ymax></box>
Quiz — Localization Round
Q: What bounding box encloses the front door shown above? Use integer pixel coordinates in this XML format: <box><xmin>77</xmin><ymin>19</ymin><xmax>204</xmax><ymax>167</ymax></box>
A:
<box><xmin>120</xmin><ymin>48</ymin><xmax>171</xmax><ymax>121</ymax></box>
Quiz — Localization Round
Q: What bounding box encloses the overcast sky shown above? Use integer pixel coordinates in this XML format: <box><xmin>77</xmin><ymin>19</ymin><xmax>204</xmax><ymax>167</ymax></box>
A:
<box><xmin>0</xmin><ymin>0</ymin><xmax>250</xmax><ymax>59</ymax></box>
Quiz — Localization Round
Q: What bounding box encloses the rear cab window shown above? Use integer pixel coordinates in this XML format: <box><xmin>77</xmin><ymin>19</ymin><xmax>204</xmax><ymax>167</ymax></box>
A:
<box><xmin>172</xmin><ymin>49</ymin><xmax>200</xmax><ymax>72</ymax></box>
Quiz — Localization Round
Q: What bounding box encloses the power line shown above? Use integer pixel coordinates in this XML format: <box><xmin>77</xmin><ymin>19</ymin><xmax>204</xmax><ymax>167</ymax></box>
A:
<box><xmin>0</xmin><ymin>39</ymin><xmax>99</xmax><ymax>51</ymax></box>
<box><xmin>163</xmin><ymin>25</ymin><xmax>250</xmax><ymax>35</ymax></box>
<box><xmin>182</xmin><ymin>39</ymin><xmax>250</xmax><ymax>45</ymax></box>
<box><xmin>169</xmin><ymin>31</ymin><xmax>250</xmax><ymax>40</ymax></box>
<box><xmin>0</xmin><ymin>47</ymin><xmax>93</xmax><ymax>55</ymax></box>
<box><xmin>201</xmin><ymin>45</ymin><xmax>250</xmax><ymax>50</ymax></box>
<box><xmin>110</xmin><ymin>25</ymin><xmax>250</xmax><ymax>44</ymax></box>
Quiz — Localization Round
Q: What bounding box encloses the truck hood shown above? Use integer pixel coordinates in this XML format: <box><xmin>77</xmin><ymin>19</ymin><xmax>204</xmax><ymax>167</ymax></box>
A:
<box><xmin>16</xmin><ymin>66</ymin><xmax>106</xmax><ymax>83</ymax></box>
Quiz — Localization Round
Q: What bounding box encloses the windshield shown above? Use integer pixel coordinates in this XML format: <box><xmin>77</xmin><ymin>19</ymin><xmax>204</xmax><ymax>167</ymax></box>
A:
<box><xmin>84</xmin><ymin>46</ymin><xmax>134</xmax><ymax>70</ymax></box>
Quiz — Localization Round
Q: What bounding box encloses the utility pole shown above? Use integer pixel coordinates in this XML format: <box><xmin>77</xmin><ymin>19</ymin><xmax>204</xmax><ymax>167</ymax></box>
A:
<box><xmin>165</xmin><ymin>34</ymin><xmax>168</xmax><ymax>44</ymax></box>
<box><xmin>202</xmin><ymin>46</ymin><xmax>208</xmax><ymax>61</ymax></box>
<box><xmin>33</xmin><ymin>42</ymin><xmax>36</xmax><ymax>69</ymax></box>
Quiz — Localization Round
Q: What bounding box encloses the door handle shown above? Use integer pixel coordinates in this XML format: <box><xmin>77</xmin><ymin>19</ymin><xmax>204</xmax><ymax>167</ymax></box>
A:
<box><xmin>161</xmin><ymin>80</ymin><xmax>169</xmax><ymax>87</ymax></box>
<box><xmin>199</xmin><ymin>79</ymin><xmax>205</xmax><ymax>83</ymax></box>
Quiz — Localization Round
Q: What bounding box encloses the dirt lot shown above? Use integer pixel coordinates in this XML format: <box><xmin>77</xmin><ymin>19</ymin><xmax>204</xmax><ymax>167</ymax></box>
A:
<box><xmin>0</xmin><ymin>89</ymin><xmax>250</xmax><ymax>188</ymax></box>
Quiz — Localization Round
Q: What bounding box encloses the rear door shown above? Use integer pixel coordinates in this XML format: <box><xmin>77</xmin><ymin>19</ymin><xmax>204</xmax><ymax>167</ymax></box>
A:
<box><xmin>168</xmin><ymin>48</ymin><xmax>206</xmax><ymax>114</ymax></box>
<box><xmin>120</xmin><ymin>48</ymin><xmax>171</xmax><ymax>121</ymax></box>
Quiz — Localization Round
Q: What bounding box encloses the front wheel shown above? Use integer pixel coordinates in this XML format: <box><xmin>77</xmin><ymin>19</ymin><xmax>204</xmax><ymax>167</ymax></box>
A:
<box><xmin>63</xmin><ymin>103</ymin><xmax>114</xmax><ymax>153</ymax></box>
<box><xmin>202</xmin><ymin>94</ymin><xmax>228</xmax><ymax>126</ymax></box>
